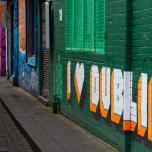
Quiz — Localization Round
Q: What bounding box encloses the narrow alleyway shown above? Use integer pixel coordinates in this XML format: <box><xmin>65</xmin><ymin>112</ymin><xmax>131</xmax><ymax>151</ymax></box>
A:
<box><xmin>0</xmin><ymin>100</ymin><xmax>34</xmax><ymax>152</ymax></box>
<box><xmin>0</xmin><ymin>77</ymin><xmax>117</xmax><ymax>152</ymax></box>
<box><xmin>1</xmin><ymin>0</ymin><xmax>152</xmax><ymax>151</ymax></box>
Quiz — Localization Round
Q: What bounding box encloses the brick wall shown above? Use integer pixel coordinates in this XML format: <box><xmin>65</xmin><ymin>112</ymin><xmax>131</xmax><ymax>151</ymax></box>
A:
<box><xmin>0</xmin><ymin>2</ymin><xmax>6</xmax><ymax>25</ymax></box>
<box><xmin>19</xmin><ymin>0</ymin><xmax>26</xmax><ymax>51</ymax></box>
<box><xmin>54</xmin><ymin>0</ymin><xmax>128</xmax><ymax>151</ymax></box>
<box><xmin>52</xmin><ymin>0</ymin><xmax>152</xmax><ymax>151</ymax></box>
<box><xmin>130</xmin><ymin>1</ymin><xmax>152</xmax><ymax>152</ymax></box>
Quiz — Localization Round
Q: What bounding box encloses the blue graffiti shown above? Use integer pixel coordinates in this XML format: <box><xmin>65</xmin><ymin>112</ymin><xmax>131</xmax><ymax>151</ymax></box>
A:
<box><xmin>18</xmin><ymin>51</ymin><xmax>38</xmax><ymax>93</ymax></box>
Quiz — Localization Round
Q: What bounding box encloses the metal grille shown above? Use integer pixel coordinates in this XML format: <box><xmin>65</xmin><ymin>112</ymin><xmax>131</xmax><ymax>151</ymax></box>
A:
<box><xmin>95</xmin><ymin>0</ymin><xmax>105</xmax><ymax>52</ymax></box>
<box><xmin>83</xmin><ymin>0</ymin><xmax>94</xmax><ymax>49</ymax></box>
<box><xmin>66</xmin><ymin>0</ymin><xmax>74</xmax><ymax>49</ymax></box>
<box><xmin>74</xmin><ymin>0</ymin><xmax>83</xmax><ymax>49</ymax></box>
<box><xmin>66</xmin><ymin>0</ymin><xmax>105</xmax><ymax>52</ymax></box>
<box><xmin>42</xmin><ymin>51</ymin><xmax>49</xmax><ymax>99</ymax></box>
<box><xmin>56</xmin><ymin>63</ymin><xmax>63</xmax><ymax>98</ymax></box>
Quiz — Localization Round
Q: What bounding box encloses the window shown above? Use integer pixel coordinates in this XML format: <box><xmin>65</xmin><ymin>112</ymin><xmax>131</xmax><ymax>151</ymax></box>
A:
<box><xmin>66</xmin><ymin>0</ymin><xmax>105</xmax><ymax>52</ymax></box>
<box><xmin>26</xmin><ymin>0</ymin><xmax>35</xmax><ymax>57</ymax></box>
<box><xmin>42</xmin><ymin>2</ymin><xmax>50</xmax><ymax>51</ymax></box>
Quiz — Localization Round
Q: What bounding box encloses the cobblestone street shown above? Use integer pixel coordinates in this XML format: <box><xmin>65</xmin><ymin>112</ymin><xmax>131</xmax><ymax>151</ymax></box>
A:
<box><xmin>0</xmin><ymin>100</ymin><xmax>33</xmax><ymax>152</ymax></box>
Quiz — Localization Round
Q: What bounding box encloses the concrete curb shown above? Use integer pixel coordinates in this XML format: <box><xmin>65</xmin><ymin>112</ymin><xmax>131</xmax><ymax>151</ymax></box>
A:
<box><xmin>0</xmin><ymin>98</ymin><xmax>41</xmax><ymax>152</ymax></box>
<box><xmin>0</xmin><ymin>77</ymin><xmax>117</xmax><ymax>152</ymax></box>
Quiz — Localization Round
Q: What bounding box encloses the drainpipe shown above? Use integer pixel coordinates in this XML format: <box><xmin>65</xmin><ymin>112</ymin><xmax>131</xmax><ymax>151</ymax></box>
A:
<box><xmin>126</xmin><ymin>0</ymin><xmax>132</xmax><ymax>72</ymax></box>
<box><xmin>12</xmin><ymin>0</ymin><xmax>19</xmax><ymax>86</ymax></box>
<box><xmin>37</xmin><ymin>0</ymin><xmax>41</xmax><ymax>95</ymax></box>
<box><xmin>125</xmin><ymin>0</ymin><xmax>132</xmax><ymax>151</ymax></box>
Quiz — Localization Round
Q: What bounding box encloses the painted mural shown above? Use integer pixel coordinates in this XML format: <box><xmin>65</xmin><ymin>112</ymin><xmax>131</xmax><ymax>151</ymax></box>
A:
<box><xmin>0</xmin><ymin>2</ymin><xmax>6</xmax><ymax>76</ymax></box>
<box><xmin>0</xmin><ymin>25</ymin><xmax>6</xmax><ymax>76</ymax></box>
<box><xmin>18</xmin><ymin>0</ymin><xmax>38</xmax><ymax>93</ymax></box>
<box><xmin>66</xmin><ymin>61</ymin><xmax>152</xmax><ymax>143</ymax></box>
<box><xmin>18</xmin><ymin>51</ymin><xmax>38</xmax><ymax>93</ymax></box>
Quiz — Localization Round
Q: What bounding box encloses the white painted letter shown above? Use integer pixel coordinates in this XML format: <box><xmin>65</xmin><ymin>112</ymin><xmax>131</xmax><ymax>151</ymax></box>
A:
<box><xmin>100</xmin><ymin>67</ymin><xmax>111</xmax><ymax>118</ymax></box>
<box><xmin>111</xmin><ymin>69</ymin><xmax>124</xmax><ymax>124</ymax></box>
<box><xmin>123</xmin><ymin>72</ymin><xmax>137</xmax><ymax>131</ymax></box>
<box><xmin>67</xmin><ymin>61</ymin><xmax>71</xmax><ymax>100</ymax></box>
<box><xmin>90</xmin><ymin>65</ymin><xmax>99</xmax><ymax>113</ymax></box>
<box><xmin>138</xmin><ymin>73</ymin><xmax>147</xmax><ymax>136</ymax></box>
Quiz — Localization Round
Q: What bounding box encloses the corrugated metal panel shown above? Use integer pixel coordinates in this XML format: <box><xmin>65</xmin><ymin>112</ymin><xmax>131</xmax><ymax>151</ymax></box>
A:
<box><xmin>74</xmin><ymin>0</ymin><xmax>83</xmax><ymax>49</ymax></box>
<box><xmin>83</xmin><ymin>0</ymin><xmax>94</xmax><ymax>49</ymax></box>
<box><xmin>41</xmin><ymin>2</ymin><xmax>50</xmax><ymax>99</ymax></box>
<box><xmin>95</xmin><ymin>0</ymin><xmax>105</xmax><ymax>52</ymax></box>
<box><xmin>42</xmin><ymin>51</ymin><xmax>49</xmax><ymax>99</ymax></box>
<box><xmin>66</xmin><ymin>0</ymin><xmax>74</xmax><ymax>49</ymax></box>
<box><xmin>66</xmin><ymin>0</ymin><xmax>105</xmax><ymax>52</ymax></box>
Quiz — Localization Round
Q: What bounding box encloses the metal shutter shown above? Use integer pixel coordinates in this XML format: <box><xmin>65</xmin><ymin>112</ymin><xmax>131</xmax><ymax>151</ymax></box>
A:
<box><xmin>66</xmin><ymin>0</ymin><xmax>74</xmax><ymax>49</ymax></box>
<box><xmin>74</xmin><ymin>0</ymin><xmax>83</xmax><ymax>49</ymax></box>
<box><xmin>83</xmin><ymin>0</ymin><xmax>94</xmax><ymax>50</ymax></box>
<box><xmin>66</xmin><ymin>0</ymin><xmax>105</xmax><ymax>51</ymax></box>
<box><xmin>41</xmin><ymin>2</ymin><xmax>50</xmax><ymax>99</ymax></box>
<box><xmin>42</xmin><ymin>51</ymin><xmax>49</xmax><ymax>99</ymax></box>
<box><xmin>95</xmin><ymin>0</ymin><xmax>105</xmax><ymax>52</ymax></box>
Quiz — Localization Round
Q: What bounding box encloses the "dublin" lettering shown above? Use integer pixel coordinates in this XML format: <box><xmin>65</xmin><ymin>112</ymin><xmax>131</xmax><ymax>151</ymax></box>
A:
<box><xmin>66</xmin><ymin>61</ymin><xmax>152</xmax><ymax>141</ymax></box>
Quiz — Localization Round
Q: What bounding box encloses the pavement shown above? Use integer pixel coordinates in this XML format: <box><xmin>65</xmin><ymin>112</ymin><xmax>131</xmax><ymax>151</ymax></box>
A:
<box><xmin>0</xmin><ymin>77</ymin><xmax>117</xmax><ymax>152</ymax></box>
<box><xmin>0</xmin><ymin>100</ymin><xmax>33</xmax><ymax>152</ymax></box>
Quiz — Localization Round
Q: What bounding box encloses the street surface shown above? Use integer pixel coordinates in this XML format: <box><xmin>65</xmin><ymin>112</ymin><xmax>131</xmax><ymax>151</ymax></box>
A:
<box><xmin>0</xmin><ymin>100</ymin><xmax>33</xmax><ymax>152</ymax></box>
<box><xmin>0</xmin><ymin>77</ymin><xmax>117</xmax><ymax>152</ymax></box>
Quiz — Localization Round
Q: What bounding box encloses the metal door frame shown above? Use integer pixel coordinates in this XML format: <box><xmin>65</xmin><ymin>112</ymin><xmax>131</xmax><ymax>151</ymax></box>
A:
<box><xmin>39</xmin><ymin>0</ymin><xmax>54</xmax><ymax>103</ymax></box>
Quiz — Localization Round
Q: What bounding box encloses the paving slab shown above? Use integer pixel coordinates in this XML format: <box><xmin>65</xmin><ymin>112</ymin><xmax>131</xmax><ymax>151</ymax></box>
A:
<box><xmin>0</xmin><ymin>77</ymin><xmax>117</xmax><ymax>152</ymax></box>
<box><xmin>0</xmin><ymin>100</ymin><xmax>34</xmax><ymax>152</ymax></box>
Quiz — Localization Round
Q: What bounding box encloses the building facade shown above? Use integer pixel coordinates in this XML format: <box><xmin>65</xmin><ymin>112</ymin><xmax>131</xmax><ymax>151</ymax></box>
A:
<box><xmin>4</xmin><ymin>0</ymin><xmax>152</xmax><ymax>151</ymax></box>
<box><xmin>0</xmin><ymin>1</ymin><xmax>6</xmax><ymax>76</ymax></box>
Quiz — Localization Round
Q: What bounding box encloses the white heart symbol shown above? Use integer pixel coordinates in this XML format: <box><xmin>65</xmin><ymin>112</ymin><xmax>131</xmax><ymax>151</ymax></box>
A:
<box><xmin>74</xmin><ymin>63</ymin><xmax>85</xmax><ymax>104</ymax></box>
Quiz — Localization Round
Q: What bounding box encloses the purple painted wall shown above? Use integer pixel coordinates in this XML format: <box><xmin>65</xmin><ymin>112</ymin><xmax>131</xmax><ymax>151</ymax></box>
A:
<box><xmin>0</xmin><ymin>25</ymin><xmax>6</xmax><ymax>76</ymax></box>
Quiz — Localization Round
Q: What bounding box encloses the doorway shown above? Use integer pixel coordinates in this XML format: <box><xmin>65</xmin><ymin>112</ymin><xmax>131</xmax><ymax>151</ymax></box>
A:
<box><xmin>41</xmin><ymin>1</ymin><xmax>52</xmax><ymax>99</ymax></box>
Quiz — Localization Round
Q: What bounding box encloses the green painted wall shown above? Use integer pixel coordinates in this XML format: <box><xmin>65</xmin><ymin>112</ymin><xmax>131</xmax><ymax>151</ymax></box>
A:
<box><xmin>130</xmin><ymin>1</ymin><xmax>152</xmax><ymax>152</ymax></box>
<box><xmin>53</xmin><ymin>0</ymin><xmax>65</xmax><ymax>100</ymax></box>
<box><xmin>52</xmin><ymin>0</ymin><xmax>152</xmax><ymax>151</ymax></box>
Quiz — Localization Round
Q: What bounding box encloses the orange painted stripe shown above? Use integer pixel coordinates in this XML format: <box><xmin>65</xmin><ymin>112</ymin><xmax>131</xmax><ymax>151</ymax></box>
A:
<box><xmin>148</xmin><ymin>78</ymin><xmax>152</xmax><ymax>141</ymax></box>
<box><xmin>123</xmin><ymin>121</ymin><xmax>130</xmax><ymax>131</ymax></box>
<box><xmin>138</xmin><ymin>77</ymin><xmax>146</xmax><ymax>137</ymax></box>
<box><xmin>100</xmin><ymin>70</ymin><xmax>109</xmax><ymax>118</ymax></box>
<box><xmin>74</xmin><ymin>72</ymin><xmax>81</xmax><ymax>104</ymax></box>
<box><xmin>123</xmin><ymin>121</ymin><xmax>136</xmax><ymax>131</ymax></box>
<box><xmin>66</xmin><ymin>63</ymin><xmax>71</xmax><ymax>100</ymax></box>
